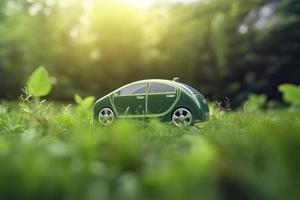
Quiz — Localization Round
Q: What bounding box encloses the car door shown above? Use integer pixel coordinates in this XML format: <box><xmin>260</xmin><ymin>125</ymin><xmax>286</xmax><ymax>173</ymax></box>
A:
<box><xmin>113</xmin><ymin>82</ymin><xmax>148</xmax><ymax>117</ymax></box>
<box><xmin>147</xmin><ymin>82</ymin><xmax>177</xmax><ymax>115</ymax></box>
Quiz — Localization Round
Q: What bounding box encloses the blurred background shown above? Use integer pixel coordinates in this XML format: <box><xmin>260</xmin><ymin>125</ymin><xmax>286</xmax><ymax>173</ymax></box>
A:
<box><xmin>0</xmin><ymin>0</ymin><xmax>299</xmax><ymax>106</ymax></box>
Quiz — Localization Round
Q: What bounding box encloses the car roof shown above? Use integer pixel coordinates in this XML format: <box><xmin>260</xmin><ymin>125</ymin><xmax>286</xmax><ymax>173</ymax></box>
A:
<box><xmin>123</xmin><ymin>79</ymin><xmax>198</xmax><ymax>94</ymax></box>
<box><xmin>95</xmin><ymin>79</ymin><xmax>199</xmax><ymax>104</ymax></box>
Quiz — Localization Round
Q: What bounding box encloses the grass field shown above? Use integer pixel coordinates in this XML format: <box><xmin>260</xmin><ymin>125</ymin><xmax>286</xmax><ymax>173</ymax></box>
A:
<box><xmin>1</xmin><ymin>68</ymin><xmax>299</xmax><ymax>200</ymax></box>
<box><xmin>1</xmin><ymin>97</ymin><xmax>300</xmax><ymax>200</ymax></box>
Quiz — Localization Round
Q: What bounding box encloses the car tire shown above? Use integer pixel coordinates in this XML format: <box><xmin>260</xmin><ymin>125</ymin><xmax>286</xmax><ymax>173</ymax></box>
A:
<box><xmin>171</xmin><ymin>107</ymin><xmax>193</xmax><ymax>127</ymax></box>
<box><xmin>98</xmin><ymin>108</ymin><xmax>115</xmax><ymax>126</ymax></box>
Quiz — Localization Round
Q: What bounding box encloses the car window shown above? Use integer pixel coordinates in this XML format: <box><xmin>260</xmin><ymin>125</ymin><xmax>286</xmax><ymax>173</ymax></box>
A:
<box><xmin>150</xmin><ymin>83</ymin><xmax>176</xmax><ymax>94</ymax></box>
<box><xmin>119</xmin><ymin>83</ymin><xmax>147</xmax><ymax>96</ymax></box>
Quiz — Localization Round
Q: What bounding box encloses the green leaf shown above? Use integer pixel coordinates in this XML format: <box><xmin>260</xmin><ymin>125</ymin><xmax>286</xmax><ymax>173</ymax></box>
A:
<box><xmin>75</xmin><ymin>96</ymin><xmax>95</xmax><ymax>113</ymax></box>
<box><xmin>245</xmin><ymin>93</ymin><xmax>267</xmax><ymax>112</ymax></box>
<box><xmin>278</xmin><ymin>84</ymin><xmax>300</xmax><ymax>106</ymax></box>
<box><xmin>74</xmin><ymin>94</ymin><xmax>82</xmax><ymax>104</ymax></box>
<box><xmin>27</xmin><ymin>66</ymin><xmax>52</xmax><ymax>97</ymax></box>
<box><xmin>80</xmin><ymin>96</ymin><xmax>95</xmax><ymax>109</ymax></box>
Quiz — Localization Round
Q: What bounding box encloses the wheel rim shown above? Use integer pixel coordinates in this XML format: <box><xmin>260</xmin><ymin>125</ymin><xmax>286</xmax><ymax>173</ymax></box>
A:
<box><xmin>98</xmin><ymin>108</ymin><xmax>114</xmax><ymax>126</ymax></box>
<box><xmin>172</xmin><ymin>108</ymin><xmax>192</xmax><ymax>127</ymax></box>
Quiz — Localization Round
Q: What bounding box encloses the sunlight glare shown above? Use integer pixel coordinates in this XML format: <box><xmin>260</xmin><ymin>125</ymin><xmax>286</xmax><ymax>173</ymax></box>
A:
<box><xmin>120</xmin><ymin>0</ymin><xmax>203</xmax><ymax>10</ymax></box>
<box><xmin>121</xmin><ymin>0</ymin><xmax>153</xmax><ymax>10</ymax></box>
<box><xmin>81</xmin><ymin>0</ymin><xmax>202</xmax><ymax>11</ymax></box>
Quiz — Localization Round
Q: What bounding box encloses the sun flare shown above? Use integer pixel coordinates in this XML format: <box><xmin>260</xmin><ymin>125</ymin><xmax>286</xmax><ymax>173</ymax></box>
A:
<box><xmin>120</xmin><ymin>0</ymin><xmax>153</xmax><ymax>10</ymax></box>
<box><xmin>81</xmin><ymin>0</ymin><xmax>201</xmax><ymax>11</ymax></box>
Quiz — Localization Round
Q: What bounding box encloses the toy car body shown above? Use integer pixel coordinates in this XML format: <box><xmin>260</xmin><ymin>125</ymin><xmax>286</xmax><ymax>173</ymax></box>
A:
<box><xmin>93</xmin><ymin>79</ymin><xmax>209</xmax><ymax>126</ymax></box>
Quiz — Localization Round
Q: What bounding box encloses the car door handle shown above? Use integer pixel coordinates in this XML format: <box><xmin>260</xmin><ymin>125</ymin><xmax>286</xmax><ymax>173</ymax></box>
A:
<box><xmin>166</xmin><ymin>94</ymin><xmax>175</xmax><ymax>98</ymax></box>
<box><xmin>136</xmin><ymin>96</ymin><xmax>145</xmax><ymax>99</ymax></box>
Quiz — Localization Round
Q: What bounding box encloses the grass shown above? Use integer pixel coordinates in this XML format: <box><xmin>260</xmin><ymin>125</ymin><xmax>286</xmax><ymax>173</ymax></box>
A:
<box><xmin>0</xmin><ymin>98</ymin><xmax>300</xmax><ymax>200</ymax></box>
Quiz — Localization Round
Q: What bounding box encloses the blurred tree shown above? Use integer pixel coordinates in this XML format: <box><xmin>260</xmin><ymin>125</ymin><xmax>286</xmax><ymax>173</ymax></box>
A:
<box><xmin>87</xmin><ymin>1</ymin><xmax>145</xmax><ymax>93</ymax></box>
<box><xmin>0</xmin><ymin>0</ymin><xmax>299</xmax><ymax>106</ymax></box>
<box><xmin>232</xmin><ymin>0</ymin><xmax>300</xmax><ymax>104</ymax></box>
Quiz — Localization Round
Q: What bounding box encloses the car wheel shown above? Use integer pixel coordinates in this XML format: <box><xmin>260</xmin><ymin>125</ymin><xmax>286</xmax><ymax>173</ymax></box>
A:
<box><xmin>172</xmin><ymin>107</ymin><xmax>192</xmax><ymax>127</ymax></box>
<box><xmin>98</xmin><ymin>108</ymin><xmax>115</xmax><ymax>126</ymax></box>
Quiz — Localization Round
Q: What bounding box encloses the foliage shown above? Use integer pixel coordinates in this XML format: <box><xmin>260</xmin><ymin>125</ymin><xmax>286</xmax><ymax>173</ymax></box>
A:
<box><xmin>74</xmin><ymin>94</ymin><xmax>95</xmax><ymax>109</ymax></box>
<box><xmin>243</xmin><ymin>93</ymin><xmax>267</xmax><ymax>112</ymax></box>
<box><xmin>74</xmin><ymin>94</ymin><xmax>95</xmax><ymax>120</ymax></box>
<box><xmin>0</xmin><ymin>0</ymin><xmax>299</xmax><ymax>106</ymax></box>
<box><xmin>0</xmin><ymin>1</ymin><xmax>299</xmax><ymax>198</ymax></box>
<box><xmin>1</xmin><ymin>69</ymin><xmax>300</xmax><ymax>199</ymax></box>
<box><xmin>1</xmin><ymin>100</ymin><xmax>300</xmax><ymax>200</ymax></box>
<box><xmin>27</xmin><ymin>66</ymin><xmax>52</xmax><ymax>98</ymax></box>
<box><xmin>278</xmin><ymin>83</ymin><xmax>300</xmax><ymax>107</ymax></box>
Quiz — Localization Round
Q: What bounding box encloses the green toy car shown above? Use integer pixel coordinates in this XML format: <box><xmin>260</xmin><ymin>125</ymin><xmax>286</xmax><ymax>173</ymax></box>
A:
<box><xmin>93</xmin><ymin>79</ymin><xmax>209</xmax><ymax>126</ymax></box>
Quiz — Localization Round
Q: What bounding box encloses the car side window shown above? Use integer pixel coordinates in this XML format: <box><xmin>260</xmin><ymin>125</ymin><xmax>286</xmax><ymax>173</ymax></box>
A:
<box><xmin>149</xmin><ymin>83</ymin><xmax>176</xmax><ymax>94</ymax></box>
<box><xmin>119</xmin><ymin>83</ymin><xmax>147</xmax><ymax>96</ymax></box>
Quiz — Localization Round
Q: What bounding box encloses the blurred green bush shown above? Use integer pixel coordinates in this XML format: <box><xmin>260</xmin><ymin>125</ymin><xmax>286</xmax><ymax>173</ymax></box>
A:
<box><xmin>278</xmin><ymin>83</ymin><xmax>300</xmax><ymax>107</ymax></box>
<box><xmin>0</xmin><ymin>68</ymin><xmax>300</xmax><ymax>199</ymax></box>
<box><xmin>1</xmin><ymin>95</ymin><xmax>300</xmax><ymax>200</ymax></box>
